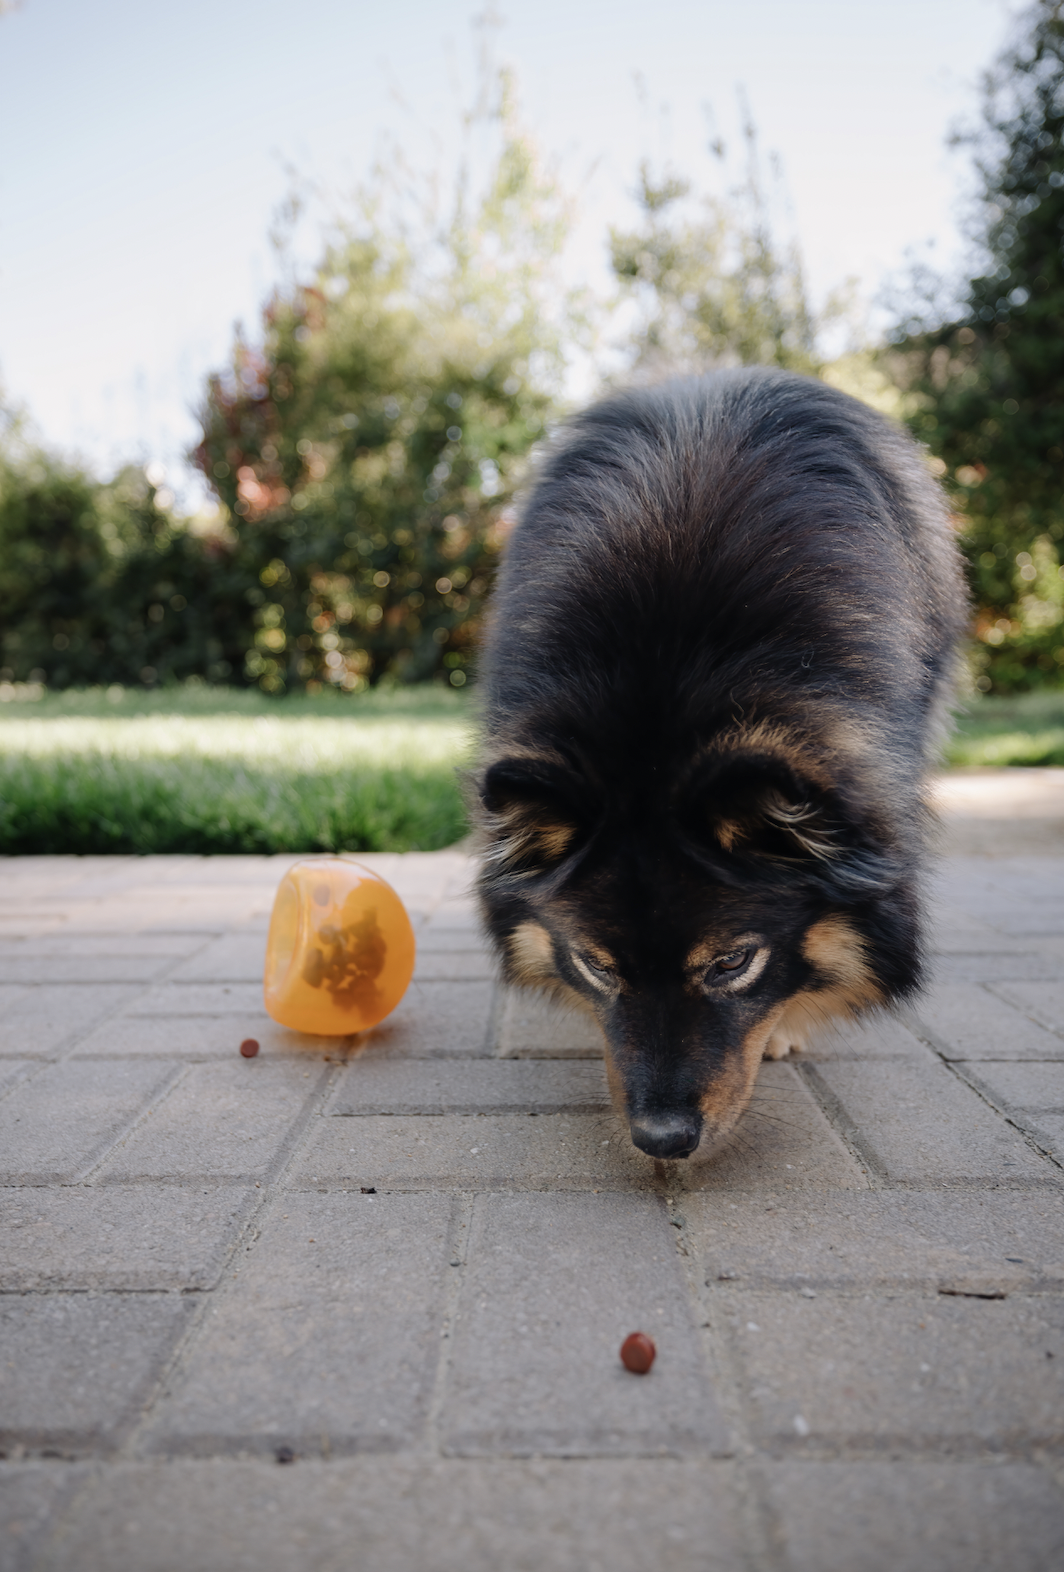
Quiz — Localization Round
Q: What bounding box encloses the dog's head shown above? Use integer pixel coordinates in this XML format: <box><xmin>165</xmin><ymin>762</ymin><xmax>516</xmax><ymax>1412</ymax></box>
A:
<box><xmin>476</xmin><ymin>733</ymin><xmax>913</xmax><ymax>1159</ymax></box>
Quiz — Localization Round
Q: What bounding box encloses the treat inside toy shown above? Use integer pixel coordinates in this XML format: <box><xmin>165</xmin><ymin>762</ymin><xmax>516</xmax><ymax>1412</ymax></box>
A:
<box><xmin>264</xmin><ymin>857</ymin><xmax>415</xmax><ymax>1035</ymax></box>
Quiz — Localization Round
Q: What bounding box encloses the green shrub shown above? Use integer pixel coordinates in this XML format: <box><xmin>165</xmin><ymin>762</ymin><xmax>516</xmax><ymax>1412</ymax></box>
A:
<box><xmin>0</xmin><ymin>440</ymin><xmax>254</xmax><ymax>688</ymax></box>
<box><xmin>889</xmin><ymin>0</ymin><xmax>1064</xmax><ymax>692</ymax></box>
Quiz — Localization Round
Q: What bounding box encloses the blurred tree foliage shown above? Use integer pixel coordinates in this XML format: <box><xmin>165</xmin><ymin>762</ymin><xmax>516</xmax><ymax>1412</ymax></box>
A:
<box><xmin>0</xmin><ymin>73</ymin><xmax>575</xmax><ymax>696</ymax></box>
<box><xmin>608</xmin><ymin>118</ymin><xmax>840</xmax><ymax>376</ymax></box>
<box><xmin>192</xmin><ymin>74</ymin><xmax>573</xmax><ymax>692</ymax></box>
<box><xmin>10</xmin><ymin>18</ymin><xmax>1064</xmax><ymax>700</ymax></box>
<box><xmin>0</xmin><ymin>420</ymin><xmax>248</xmax><ymax>687</ymax></box>
<box><xmin>889</xmin><ymin>0</ymin><xmax>1064</xmax><ymax>692</ymax></box>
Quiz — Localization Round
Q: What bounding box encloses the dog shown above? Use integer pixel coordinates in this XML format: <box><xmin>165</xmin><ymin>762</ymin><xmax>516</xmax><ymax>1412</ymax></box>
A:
<box><xmin>473</xmin><ymin>369</ymin><xmax>968</xmax><ymax>1161</ymax></box>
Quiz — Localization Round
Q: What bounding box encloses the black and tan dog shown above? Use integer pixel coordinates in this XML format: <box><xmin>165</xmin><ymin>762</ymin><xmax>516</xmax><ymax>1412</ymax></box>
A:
<box><xmin>473</xmin><ymin>369</ymin><xmax>968</xmax><ymax>1161</ymax></box>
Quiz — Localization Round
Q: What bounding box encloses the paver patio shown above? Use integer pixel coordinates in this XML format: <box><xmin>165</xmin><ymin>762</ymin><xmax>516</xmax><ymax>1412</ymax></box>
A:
<box><xmin>1</xmin><ymin>770</ymin><xmax>1063</xmax><ymax>1572</ymax></box>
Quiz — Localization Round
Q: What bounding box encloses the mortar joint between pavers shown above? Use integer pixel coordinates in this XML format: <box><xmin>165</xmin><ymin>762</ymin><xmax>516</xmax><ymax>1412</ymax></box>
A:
<box><xmin>939</xmin><ymin>1059</ymin><xmax>1064</xmax><ymax>1177</ymax></box>
<box><xmin>253</xmin><ymin>1058</ymin><xmax>345</xmax><ymax>1190</ymax></box>
<box><xmin>789</xmin><ymin>1062</ymin><xmax>885</xmax><ymax>1189</ymax></box>
<box><xmin>1033</xmin><ymin>1444</ymin><xmax>1064</xmax><ymax>1497</ymax></box>
<box><xmin>109</xmin><ymin>1294</ymin><xmax>221</xmax><ymax>1465</ymax></box>
<box><xmin>745</xmin><ymin>1435</ymin><xmax>1064</xmax><ymax>1464</ymax></box>
<box><xmin>0</xmin><ymin>1291</ymin><xmax>204</xmax><ymax>1463</ymax></box>
<box><xmin>50</xmin><ymin>929</ymin><xmax>224</xmax><ymax>1064</ymax></box>
<box><xmin>0</xmin><ymin>1454</ymin><xmax>106</xmax><ymax>1567</ymax></box>
<box><xmin>906</xmin><ymin>1015</ymin><xmax>962</xmax><ymax>1061</ymax></box>
<box><xmin>68</xmin><ymin>1063</ymin><xmax>191</xmax><ymax>1185</ymax></box>
<box><xmin>742</xmin><ymin>1457</ymin><xmax>796</xmax><ymax>1572</ymax></box>
<box><xmin>420</xmin><ymin>1191</ymin><xmax>477</xmax><ymax>1458</ymax></box>
<box><xmin>0</xmin><ymin>1059</ymin><xmax>41</xmax><ymax>1107</ymax></box>
<box><xmin>114</xmin><ymin>1059</ymin><xmax>347</xmax><ymax>1459</ymax></box>
<box><xmin>948</xmin><ymin>1057</ymin><xmax>1064</xmax><ymax>1118</ymax></box>
<box><xmin>679</xmin><ymin>1243</ymin><xmax>783</xmax><ymax>1570</ymax></box>
<box><xmin>663</xmin><ymin>1194</ymin><xmax>698</xmax><ymax>1309</ymax></box>
<box><xmin>485</xmin><ymin>980</ymin><xmax>509</xmax><ymax>1058</ymax></box>
<box><xmin>984</xmin><ymin>983</ymin><xmax>1064</xmax><ymax>1044</ymax></box>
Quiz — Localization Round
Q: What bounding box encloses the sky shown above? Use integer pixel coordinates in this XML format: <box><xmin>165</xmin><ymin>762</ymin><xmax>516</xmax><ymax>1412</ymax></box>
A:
<box><xmin>0</xmin><ymin>0</ymin><xmax>1014</xmax><ymax>504</ymax></box>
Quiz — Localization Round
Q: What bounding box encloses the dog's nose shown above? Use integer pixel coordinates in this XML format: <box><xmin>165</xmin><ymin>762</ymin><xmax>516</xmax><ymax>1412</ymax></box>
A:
<box><xmin>629</xmin><ymin>1113</ymin><xmax>702</xmax><ymax>1160</ymax></box>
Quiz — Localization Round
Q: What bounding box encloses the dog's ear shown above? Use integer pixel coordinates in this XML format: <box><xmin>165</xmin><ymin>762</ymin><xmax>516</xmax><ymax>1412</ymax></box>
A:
<box><xmin>479</xmin><ymin>758</ymin><xmax>587</xmax><ymax>876</ymax></box>
<box><xmin>713</xmin><ymin>782</ymin><xmax>840</xmax><ymax>863</ymax></box>
<box><xmin>686</xmin><ymin>756</ymin><xmax>841</xmax><ymax>867</ymax></box>
<box><xmin>688</xmin><ymin>755</ymin><xmax>902</xmax><ymax>899</ymax></box>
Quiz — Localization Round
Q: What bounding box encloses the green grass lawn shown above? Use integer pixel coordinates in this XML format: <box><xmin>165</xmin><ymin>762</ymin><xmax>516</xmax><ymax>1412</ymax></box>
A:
<box><xmin>0</xmin><ymin>682</ymin><xmax>1061</xmax><ymax>856</ymax></box>
<box><xmin>946</xmin><ymin>690</ymin><xmax>1064</xmax><ymax>767</ymax></box>
<box><xmin>0</xmin><ymin>684</ymin><xmax>475</xmax><ymax>855</ymax></box>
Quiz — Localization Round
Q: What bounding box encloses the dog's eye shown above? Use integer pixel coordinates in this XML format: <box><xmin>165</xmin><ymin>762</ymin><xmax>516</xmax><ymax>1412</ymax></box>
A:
<box><xmin>709</xmin><ymin>948</ymin><xmax>753</xmax><ymax>979</ymax></box>
<box><xmin>571</xmin><ymin>952</ymin><xmax>617</xmax><ymax>992</ymax></box>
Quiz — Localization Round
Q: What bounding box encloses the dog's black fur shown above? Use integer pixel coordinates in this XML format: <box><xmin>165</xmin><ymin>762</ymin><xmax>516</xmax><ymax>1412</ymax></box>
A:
<box><xmin>473</xmin><ymin>369</ymin><xmax>968</xmax><ymax>1160</ymax></box>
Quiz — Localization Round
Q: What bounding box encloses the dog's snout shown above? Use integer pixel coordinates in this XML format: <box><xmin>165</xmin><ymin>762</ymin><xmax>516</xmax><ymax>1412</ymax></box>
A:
<box><xmin>629</xmin><ymin>1112</ymin><xmax>702</xmax><ymax>1160</ymax></box>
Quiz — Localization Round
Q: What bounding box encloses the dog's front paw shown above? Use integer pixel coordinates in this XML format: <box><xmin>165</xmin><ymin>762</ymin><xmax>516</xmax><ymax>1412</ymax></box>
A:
<box><xmin>763</xmin><ymin>1030</ymin><xmax>804</xmax><ymax>1060</ymax></box>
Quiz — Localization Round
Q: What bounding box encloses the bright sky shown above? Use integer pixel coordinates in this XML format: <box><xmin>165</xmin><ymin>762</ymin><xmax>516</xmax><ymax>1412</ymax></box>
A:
<box><xmin>0</xmin><ymin>0</ymin><xmax>1012</xmax><ymax>502</ymax></box>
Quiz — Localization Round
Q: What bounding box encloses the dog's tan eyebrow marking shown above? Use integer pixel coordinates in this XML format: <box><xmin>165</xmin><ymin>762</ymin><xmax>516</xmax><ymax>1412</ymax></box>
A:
<box><xmin>684</xmin><ymin>936</ymin><xmax>759</xmax><ymax>972</ymax></box>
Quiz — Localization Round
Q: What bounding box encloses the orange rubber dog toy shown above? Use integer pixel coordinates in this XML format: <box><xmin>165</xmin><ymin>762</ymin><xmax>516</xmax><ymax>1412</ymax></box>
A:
<box><xmin>264</xmin><ymin>857</ymin><xmax>415</xmax><ymax>1035</ymax></box>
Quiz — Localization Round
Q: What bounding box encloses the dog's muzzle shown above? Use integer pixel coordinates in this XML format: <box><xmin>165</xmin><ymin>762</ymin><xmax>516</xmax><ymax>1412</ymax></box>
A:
<box><xmin>628</xmin><ymin>1112</ymin><xmax>702</xmax><ymax>1160</ymax></box>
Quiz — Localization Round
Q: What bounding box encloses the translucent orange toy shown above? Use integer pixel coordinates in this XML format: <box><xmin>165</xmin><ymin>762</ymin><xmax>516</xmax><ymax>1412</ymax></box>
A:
<box><xmin>263</xmin><ymin>857</ymin><xmax>415</xmax><ymax>1035</ymax></box>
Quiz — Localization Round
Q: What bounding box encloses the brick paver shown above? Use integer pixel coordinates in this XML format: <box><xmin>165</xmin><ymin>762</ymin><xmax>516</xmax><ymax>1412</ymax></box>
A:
<box><xmin>805</xmin><ymin>1058</ymin><xmax>1052</xmax><ymax>1183</ymax></box>
<box><xmin>142</xmin><ymin>1191</ymin><xmax>456</xmax><ymax>1459</ymax></box>
<box><xmin>27</xmin><ymin>1458</ymin><xmax>747</xmax><ymax>1572</ymax></box>
<box><xmin>0</xmin><ymin>792</ymin><xmax>1063</xmax><ymax>1570</ymax></box>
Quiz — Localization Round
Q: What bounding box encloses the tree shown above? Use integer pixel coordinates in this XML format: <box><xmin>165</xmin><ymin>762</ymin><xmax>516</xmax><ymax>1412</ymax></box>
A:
<box><xmin>890</xmin><ymin>0</ymin><xmax>1064</xmax><ymax>691</ymax></box>
<box><xmin>192</xmin><ymin>74</ymin><xmax>575</xmax><ymax>693</ymax></box>
<box><xmin>608</xmin><ymin>118</ymin><xmax>832</xmax><ymax>377</ymax></box>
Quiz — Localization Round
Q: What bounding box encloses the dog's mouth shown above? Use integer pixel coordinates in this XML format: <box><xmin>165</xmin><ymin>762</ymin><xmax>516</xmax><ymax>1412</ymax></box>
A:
<box><xmin>628</xmin><ymin>1111</ymin><xmax>704</xmax><ymax>1160</ymax></box>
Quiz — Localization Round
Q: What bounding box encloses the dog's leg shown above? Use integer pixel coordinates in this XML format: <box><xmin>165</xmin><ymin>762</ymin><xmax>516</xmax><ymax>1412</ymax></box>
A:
<box><xmin>762</xmin><ymin>1025</ymin><xmax>806</xmax><ymax>1060</ymax></box>
<box><xmin>761</xmin><ymin>993</ymin><xmax>817</xmax><ymax>1059</ymax></box>
<box><xmin>760</xmin><ymin>987</ymin><xmax>823</xmax><ymax>1062</ymax></box>
<box><xmin>762</xmin><ymin>977</ymin><xmax>878</xmax><ymax>1060</ymax></box>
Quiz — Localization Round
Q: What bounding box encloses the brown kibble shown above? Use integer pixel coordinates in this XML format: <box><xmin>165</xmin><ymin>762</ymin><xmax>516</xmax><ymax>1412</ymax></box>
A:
<box><xmin>620</xmin><ymin>1331</ymin><xmax>656</xmax><ymax>1374</ymax></box>
<box><xmin>239</xmin><ymin>1038</ymin><xmax>260</xmax><ymax>1058</ymax></box>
